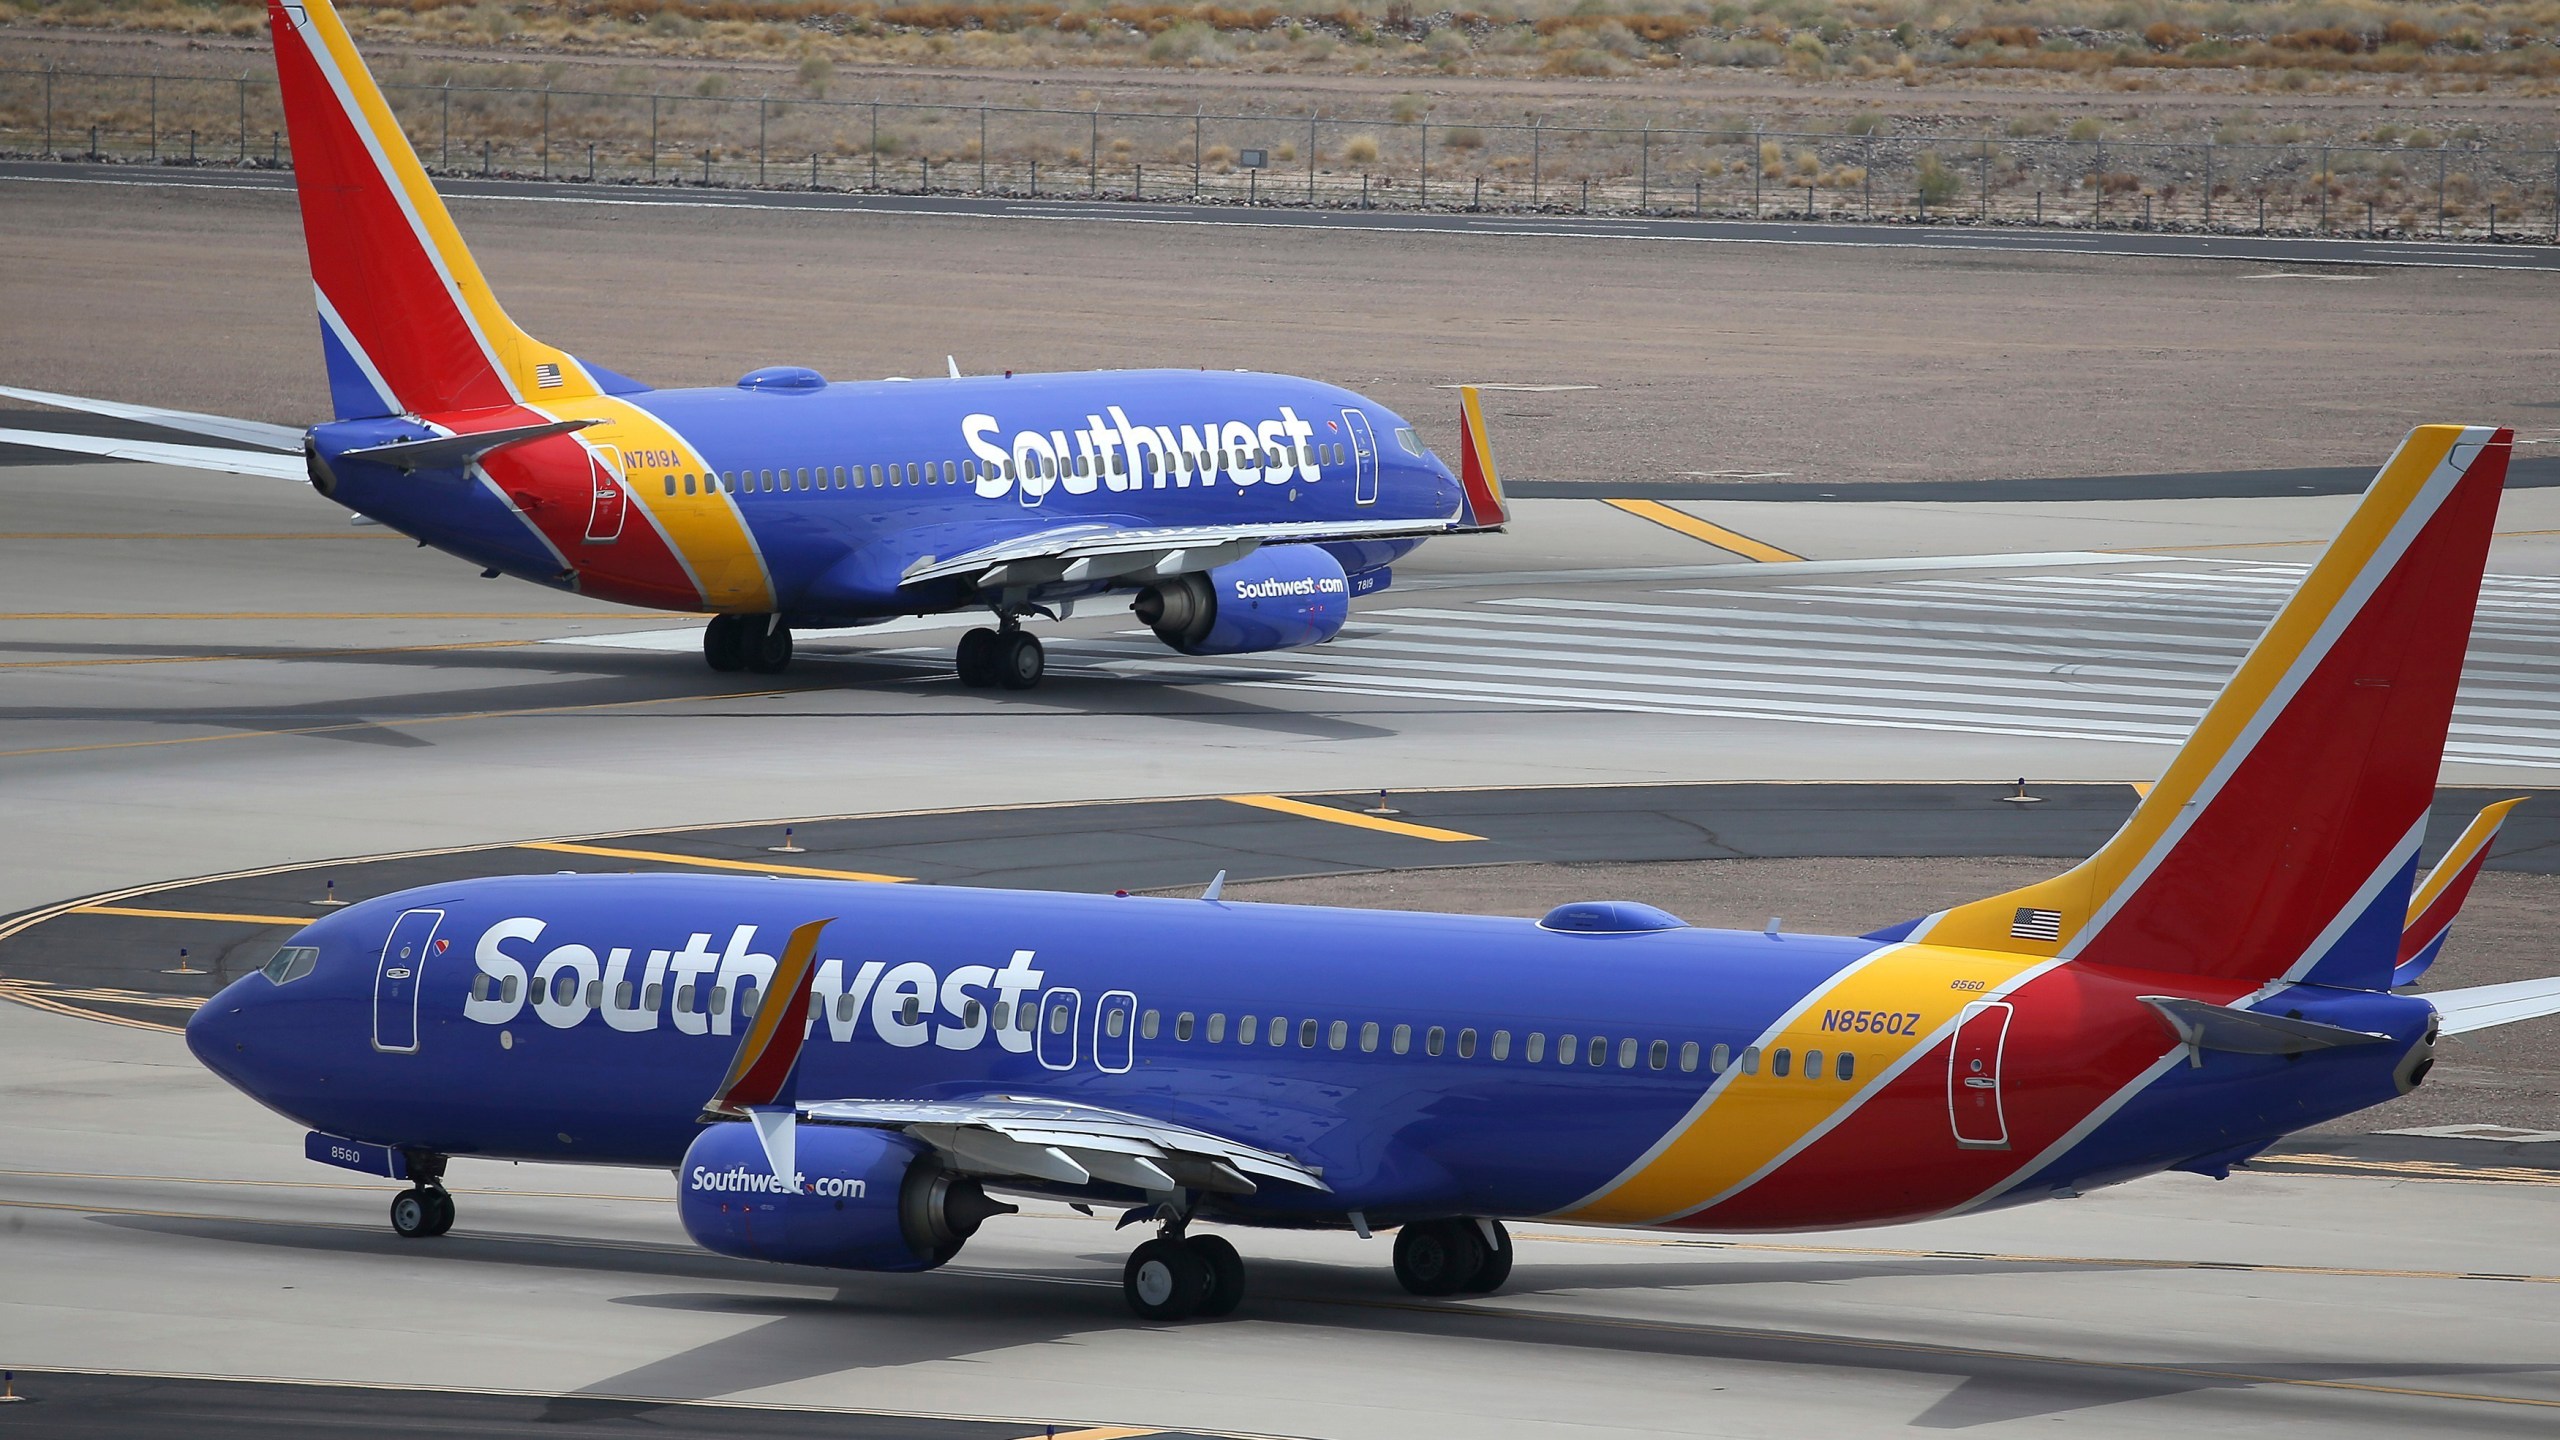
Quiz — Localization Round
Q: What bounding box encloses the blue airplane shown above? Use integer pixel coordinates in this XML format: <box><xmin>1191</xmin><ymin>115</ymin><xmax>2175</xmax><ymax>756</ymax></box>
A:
<box><xmin>190</xmin><ymin>422</ymin><xmax>2560</xmax><ymax>1319</ymax></box>
<box><xmin>0</xmin><ymin>0</ymin><xmax>1508</xmax><ymax>690</ymax></box>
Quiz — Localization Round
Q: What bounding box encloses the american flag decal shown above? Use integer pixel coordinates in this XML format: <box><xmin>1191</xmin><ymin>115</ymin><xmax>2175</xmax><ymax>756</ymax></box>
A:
<box><xmin>534</xmin><ymin>362</ymin><xmax>563</xmax><ymax>389</ymax></box>
<box><xmin>2010</xmin><ymin>907</ymin><xmax>2063</xmax><ymax>942</ymax></box>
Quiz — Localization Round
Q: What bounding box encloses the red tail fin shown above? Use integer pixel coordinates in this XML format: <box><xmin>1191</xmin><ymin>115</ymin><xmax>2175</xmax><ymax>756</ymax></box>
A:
<box><xmin>1909</xmin><ymin>426</ymin><xmax>2511</xmax><ymax>991</ymax></box>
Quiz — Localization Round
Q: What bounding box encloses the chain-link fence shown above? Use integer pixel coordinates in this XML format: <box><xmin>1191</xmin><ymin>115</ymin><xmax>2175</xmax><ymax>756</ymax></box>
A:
<box><xmin>5</xmin><ymin>65</ymin><xmax>2555</xmax><ymax>240</ymax></box>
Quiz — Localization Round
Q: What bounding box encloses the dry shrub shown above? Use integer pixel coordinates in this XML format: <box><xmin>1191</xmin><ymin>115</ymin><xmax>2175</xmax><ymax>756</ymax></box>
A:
<box><xmin>1442</xmin><ymin>125</ymin><xmax>1485</xmax><ymax>150</ymax></box>
<box><xmin>1341</xmin><ymin>133</ymin><xmax>1379</xmax><ymax>163</ymax></box>
<box><xmin>2143</xmin><ymin>21</ymin><xmax>2197</xmax><ymax>52</ymax></box>
<box><xmin>1950</xmin><ymin>24</ymin><xmax>2038</xmax><ymax>49</ymax></box>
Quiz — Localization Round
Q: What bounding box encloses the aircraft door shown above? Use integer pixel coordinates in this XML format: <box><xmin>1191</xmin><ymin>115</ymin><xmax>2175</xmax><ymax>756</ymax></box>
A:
<box><xmin>372</xmin><ymin>907</ymin><xmax>445</xmax><ymax>1054</ymax></box>
<box><xmin>1093</xmin><ymin>990</ymin><xmax>1137</xmax><ymax>1074</ymax></box>
<box><xmin>1948</xmin><ymin>1001</ymin><xmax>2014</xmax><ymax>1149</ymax></box>
<box><xmin>583</xmin><ymin>447</ymin><xmax>627</xmax><ymax>544</ymax></box>
<box><xmin>1036</xmin><ymin>986</ymin><xmax>1082</xmax><ymax>1071</ymax></box>
<box><xmin>1342</xmin><ymin>408</ymin><xmax>1379</xmax><ymax>506</ymax></box>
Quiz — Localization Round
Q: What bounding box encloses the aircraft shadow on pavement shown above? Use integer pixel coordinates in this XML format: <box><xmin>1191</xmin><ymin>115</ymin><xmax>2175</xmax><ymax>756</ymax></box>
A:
<box><xmin>92</xmin><ymin>1211</ymin><xmax>2559</xmax><ymax>1427</ymax></box>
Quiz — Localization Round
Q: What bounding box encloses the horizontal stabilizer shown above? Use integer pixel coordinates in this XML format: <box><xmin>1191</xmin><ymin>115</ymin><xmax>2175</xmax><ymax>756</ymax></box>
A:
<box><xmin>2428</xmin><ymin>977</ymin><xmax>2560</xmax><ymax>1036</ymax></box>
<box><xmin>2139</xmin><ymin>995</ymin><xmax>2392</xmax><ymax>1066</ymax></box>
<box><xmin>0</xmin><ymin>384</ymin><xmax>305</xmax><ymax>452</ymax></box>
<box><xmin>0</xmin><ymin>427</ymin><xmax>307</xmax><ymax>481</ymax></box>
<box><xmin>338</xmin><ymin>419</ymin><xmax>597</xmax><ymax>473</ymax></box>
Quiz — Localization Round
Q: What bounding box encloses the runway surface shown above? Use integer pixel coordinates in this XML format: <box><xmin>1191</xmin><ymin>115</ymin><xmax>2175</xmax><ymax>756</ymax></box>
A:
<box><xmin>9</xmin><ymin>160</ymin><xmax>2559</xmax><ymax>273</ymax></box>
<box><xmin>8</xmin><ymin>173</ymin><xmax>2560</xmax><ymax>1437</ymax></box>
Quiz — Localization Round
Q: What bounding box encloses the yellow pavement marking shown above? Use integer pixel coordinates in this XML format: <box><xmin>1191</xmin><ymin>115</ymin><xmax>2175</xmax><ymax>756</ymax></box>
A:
<box><xmin>1222</xmin><ymin>794</ymin><xmax>1484</xmax><ymax>842</ymax></box>
<box><xmin>71</xmin><ymin>904</ymin><xmax>313</xmax><ymax>926</ymax></box>
<box><xmin>0</xmin><ymin>611</ymin><xmax>605</xmax><ymax>621</ymax></box>
<box><xmin>519</xmin><ymin>841</ymin><xmax>911</xmax><ymax>884</ymax></box>
<box><xmin>0</xmin><ymin>684</ymin><xmax>804</xmax><ymax>760</ymax></box>
<box><xmin>1602</xmin><ymin>498</ymin><xmax>1806</xmax><ymax>563</ymax></box>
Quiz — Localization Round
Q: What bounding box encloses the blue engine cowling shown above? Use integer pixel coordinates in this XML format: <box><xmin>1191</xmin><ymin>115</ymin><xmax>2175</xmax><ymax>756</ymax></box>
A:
<box><xmin>677</xmin><ymin>1123</ymin><xmax>1013</xmax><ymax>1272</ymax></box>
<box><xmin>1134</xmin><ymin>543</ymin><xmax>1351</xmax><ymax>656</ymax></box>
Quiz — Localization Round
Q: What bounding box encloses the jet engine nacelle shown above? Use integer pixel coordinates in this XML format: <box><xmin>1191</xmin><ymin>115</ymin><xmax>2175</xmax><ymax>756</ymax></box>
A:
<box><xmin>1135</xmin><ymin>544</ymin><xmax>1350</xmax><ymax>656</ymax></box>
<box><xmin>677</xmin><ymin>1123</ymin><xmax>1012</xmax><ymax>1272</ymax></box>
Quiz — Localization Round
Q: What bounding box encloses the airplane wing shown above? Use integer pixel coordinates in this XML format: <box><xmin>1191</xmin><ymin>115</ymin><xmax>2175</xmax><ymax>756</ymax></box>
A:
<box><xmin>0</xmin><ymin>427</ymin><xmax>307</xmax><ymax>481</ymax></box>
<box><xmin>798</xmin><ymin>1095</ymin><xmax>1330</xmax><ymax>1196</ymax></box>
<box><xmin>2427</xmin><ymin>977</ymin><xmax>2560</xmax><ymax>1036</ymax></box>
<box><xmin>902</xmin><ymin>516</ymin><xmax>1460</xmax><ymax>589</ymax></box>
<box><xmin>0</xmin><ymin>385</ymin><xmax>307</xmax><ymax>452</ymax></box>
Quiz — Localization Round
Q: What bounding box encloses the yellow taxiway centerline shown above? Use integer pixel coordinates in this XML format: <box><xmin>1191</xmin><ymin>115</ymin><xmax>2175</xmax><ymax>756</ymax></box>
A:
<box><xmin>1601</xmin><ymin>498</ymin><xmax>1806</xmax><ymax>563</ymax></box>
<box><xmin>70</xmin><ymin>904</ymin><xmax>315</xmax><ymax>926</ymax></box>
<box><xmin>517</xmin><ymin>841</ymin><xmax>911</xmax><ymax>884</ymax></box>
<box><xmin>1222</xmin><ymin>794</ymin><xmax>1485</xmax><ymax>843</ymax></box>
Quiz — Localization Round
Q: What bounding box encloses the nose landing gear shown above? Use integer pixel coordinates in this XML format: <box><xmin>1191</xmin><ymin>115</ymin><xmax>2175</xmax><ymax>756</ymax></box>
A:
<box><xmin>389</xmin><ymin>1151</ymin><xmax>455</xmax><ymax>1238</ymax></box>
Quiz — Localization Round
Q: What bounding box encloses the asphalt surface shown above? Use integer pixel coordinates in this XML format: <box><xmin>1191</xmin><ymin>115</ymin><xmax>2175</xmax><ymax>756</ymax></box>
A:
<box><xmin>8</xmin><ymin>158</ymin><xmax>2560</xmax><ymax>273</ymax></box>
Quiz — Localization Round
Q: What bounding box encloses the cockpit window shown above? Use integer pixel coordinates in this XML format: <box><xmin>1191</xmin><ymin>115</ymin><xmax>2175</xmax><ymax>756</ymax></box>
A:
<box><xmin>1394</xmin><ymin>426</ymin><xmax>1426</xmax><ymax>458</ymax></box>
<box><xmin>262</xmin><ymin>946</ymin><xmax>319</xmax><ymax>985</ymax></box>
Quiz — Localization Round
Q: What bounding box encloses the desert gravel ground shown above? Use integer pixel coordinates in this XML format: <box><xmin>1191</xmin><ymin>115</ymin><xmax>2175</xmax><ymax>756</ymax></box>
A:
<box><xmin>6</xmin><ymin>177</ymin><xmax>2558</xmax><ymax>485</ymax></box>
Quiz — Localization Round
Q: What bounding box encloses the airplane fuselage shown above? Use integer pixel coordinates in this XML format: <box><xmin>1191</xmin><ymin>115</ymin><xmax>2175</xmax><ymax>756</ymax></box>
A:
<box><xmin>190</xmin><ymin>873</ymin><xmax>2434</xmax><ymax>1234</ymax></box>
<box><xmin>310</xmin><ymin>368</ymin><xmax>1457</xmax><ymax>626</ymax></box>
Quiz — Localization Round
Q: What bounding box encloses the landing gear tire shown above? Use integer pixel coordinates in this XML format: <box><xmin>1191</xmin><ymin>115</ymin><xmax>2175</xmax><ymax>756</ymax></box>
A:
<box><xmin>1457</xmin><ymin>1220</ymin><xmax>1511</xmax><ymax>1294</ymax></box>
<box><xmin>1392</xmin><ymin>1218</ymin><xmax>1487</xmax><ymax>1297</ymax></box>
<box><xmin>1124</xmin><ymin>1236</ymin><xmax>1212</xmax><ymax>1321</ymax></box>
<box><xmin>996</xmin><ymin>630</ymin><xmax>1044</xmax><ymax>691</ymax></box>
<box><xmin>955</xmin><ymin>627</ymin><xmax>1001</xmax><ymax>688</ymax></box>
<box><xmin>702</xmin><ymin>614</ymin><xmax>748</xmax><ymax>673</ymax></box>
<box><xmin>390</xmin><ymin>1186</ymin><xmax>451</xmax><ymax>1240</ymax></box>
<box><xmin>743</xmin><ymin>619</ymin><xmax>793</xmax><ymax>674</ymax></box>
<box><xmin>1186</xmin><ymin>1233</ymin><xmax>1248</xmax><ymax>1318</ymax></box>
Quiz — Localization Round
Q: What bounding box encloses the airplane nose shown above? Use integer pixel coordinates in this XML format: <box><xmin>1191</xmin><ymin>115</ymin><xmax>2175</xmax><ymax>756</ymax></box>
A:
<box><xmin>185</xmin><ymin>980</ymin><xmax>259</xmax><ymax>1091</ymax></box>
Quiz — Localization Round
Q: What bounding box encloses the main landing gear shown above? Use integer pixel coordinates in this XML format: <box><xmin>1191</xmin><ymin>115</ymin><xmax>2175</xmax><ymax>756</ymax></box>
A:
<box><xmin>1120</xmin><ymin>1205</ymin><xmax>1247</xmax><ymax>1321</ymax></box>
<box><xmin>1392</xmin><ymin>1218</ymin><xmax>1513</xmax><ymax>1297</ymax></box>
<box><xmin>703</xmin><ymin>613</ymin><xmax>793</xmax><ymax>675</ymax></box>
<box><xmin>955</xmin><ymin>618</ymin><xmax>1043</xmax><ymax>691</ymax></box>
<box><xmin>389</xmin><ymin>1152</ymin><xmax>456</xmax><ymax>1239</ymax></box>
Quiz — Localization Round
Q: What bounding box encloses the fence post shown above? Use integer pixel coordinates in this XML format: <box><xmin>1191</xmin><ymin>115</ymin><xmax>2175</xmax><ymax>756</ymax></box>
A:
<box><xmin>2204</xmin><ymin>139</ymin><xmax>2214</xmax><ymax>225</ymax></box>
<box><xmin>2553</xmin><ymin>150</ymin><xmax>2559</xmax><ymax>242</ymax></box>
<box><xmin>2258</xmin><ymin>191</ymin><xmax>2266</xmax><ymax>234</ymax></box>
<box><xmin>150</xmin><ymin>74</ymin><xmax>158</xmax><ymax>161</ymax></box>
<box><xmin>1473</xmin><ymin>175</ymin><xmax>1481</xmax><ymax>210</ymax></box>
<box><xmin>1639</xmin><ymin>122</ymin><xmax>1649</xmax><ymax>210</ymax></box>
<box><xmin>1978</xmin><ymin>134</ymin><xmax>1988</xmax><ymax>219</ymax></box>
<box><xmin>1863</xmin><ymin>134</ymin><xmax>1872</xmax><ymax>219</ymax></box>
<box><xmin>1249</xmin><ymin>168</ymin><xmax>1256</xmax><ymax>204</ymax></box>
<box><xmin>1420</xmin><ymin>121</ymin><xmax>1429</xmax><ymax>209</ymax></box>
<box><xmin>2318</xmin><ymin>145</ymin><xmax>2329</xmax><ymax>230</ymax></box>
<box><xmin>1031</xmin><ymin>158</ymin><xmax>1038</xmax><ymax>197</ymax></box>
<box><xmin>542</xmin><ymin>87</ymin><xmax>551</xmax><ymax>179</ymax></box>
<box><xmin>810</xmin><ymin>151</ymin><xmax>817</xmax><ymax>187</ymax></box>
<box><xmin>1694</xmin><ymin>176</ymin><xmax>1701</xmax><ymax>215</ymax></box>
<box><xmin>272</xmin><ymin>129</ymin><xmax>279</xmax><ymax>166</ymax></box>
<box><xmin>188</xmin><ymin>128</ymin><xmax>195</xmax><ymax>164</ymax></box>
<box><xmin>484</xmin><ymin>138</ymin><xmax>491</xmax><ymax>176</ymax></box>
<box><xmin>1089</xmin><ymin>107</ymin><xmax>1098</xmax><ymax>197</ymax></box>
<box><xmin>441</xmin><ymin>83</ymin><xmax>451</xmax><ymax>171</ymax></box>
<box><xmin>649</xmin><ymin>93</ymin><xmax>658</xmax><ymax>182</ymax></box>
<box><xmin>757</xmin><ymin>97</ymin><xmax>766</xmax><ymax>187</ymax></box>
<box><xmin>2437</xmin><ymin>148</ymin><xmax>2447</xmax><ymax>236</ymax></box>
<box><xmin>90</xmin><ymin>124</ymin><xmax>99</xmax><ymax>162</ymax></box>
<box><xmin>1751</xmin><ymin>125</ymin><xmax>1761</xmax><ymax>216</ymax></box>
<box><xmin>1581</xmin><ymin>176</ymin><xmax>1589</xmax><ymax>212</ymax></box>
<box><xmin>237</xmin><ymin>76</ymin><xmax>246</xmax><ymax>163</ymax></box>
<box><xmin>44</xmin><ymin>65</ymin><xmax>53</xmax><ymax>159</ymax></box>
<box><xmin>1531</xmin><ymin>117</ymin><xmax>1540</xmax><ymax>206</ymax></box>
<box><xmin>922</xmin><ymin>156</ymin><xmax>929</xmax><ymax>195</ymax></box>
<box><xmin>979</xmin><ymin>106</ymin><xmax>987</xmax><ymax>193</ymax></box>
<box><xmin>871</xmin><ymin>104</ymin><xmax>879</xmax><ymax>189</ymax></box>
<box><xmin>1136</xmin><ymin>161</ymin><xmax>1142</xmax><ymax>199</ymax></box>
<box><xmin>1308</xmin><ymin>112</ymin><xmax>1317</xmax><ymax>203</ymax></box>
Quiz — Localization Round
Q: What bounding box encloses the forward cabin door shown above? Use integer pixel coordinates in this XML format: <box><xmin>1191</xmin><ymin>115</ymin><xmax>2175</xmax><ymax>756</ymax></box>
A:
<box><xmin>1342</xmin><ymin>409</ymin><xmax>1379</xmax><ymax>506</ymax></box>
<box><xmin>1948</xmin><ymin>1000</ymin><xmax>2014</xmax><ymax>1149</ymax></box>
<box><xmin>372</xmin><ymin>908</ymin><xmax>445</xmax><ymax>1054</ymax></box>
<box><xmin>583</xmin><ymin>447</ymin><xmax>627</xmax><ymax>544</ymax></box>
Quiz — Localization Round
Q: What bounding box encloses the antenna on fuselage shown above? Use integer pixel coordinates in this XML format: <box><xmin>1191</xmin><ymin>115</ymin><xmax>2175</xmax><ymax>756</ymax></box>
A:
<box><xmin>1202</xmin><ymin>870</ymin><xmax>1228</xmax><ymax>902</ymax></box>
<box><xmin>947</xmin><ymin>356</ymin><xmax>962</xmax><ymax>379</ymax></box>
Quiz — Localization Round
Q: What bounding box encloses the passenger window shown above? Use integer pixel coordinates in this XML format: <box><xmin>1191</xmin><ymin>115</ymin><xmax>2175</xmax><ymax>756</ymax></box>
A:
<box><xmin>1772</xmin><ymin>1047</ymin><xmax>1792</xmax><ymax>1078</ymax></box>
<box><xmin>990</xmin><ymin>1000</ymin><xmax>1009</xmax><ymax>1030</ymax></box>
<box><xmin>1525</xmin><ymin>1032</ymin><xmax>1546</xmax><ymax>1063</ymax></box>
<box><xmin>1360</xmin><ymin>1021</ymin><xmax>1379</xmax><ymax>1052</ymax></box>
<box><xmin>1239</xmin><ymin>1015</ymin><xmax>1258</xmax><ymax>1045</ymax></box>
<box><xmin>1491</xmin><ymin>1030</ymin><xmax>1511</xmax><ymax>1061</ymax></box>
<box><xmin>1392</xmin><ymin>1023</ymin><xmax>1411</xmax><ymax>1055</ymax></box>
<box><xmin>643</xmin><ymin>982</ymin><xmax>661</xmax><ymax>1011</ymax></box>
<box><xmin>1426</xmin><ymin>1026</ymin><xmax>1446</xmax><ymax>1057</ymax></box>
<box><xmin>1680</xmin><ymin>1040</ymin><xmax>1700</xmax><ymax>1073</ymax></box>
<box><xmin>1049</xmin><ymin>1003</ymin><xmax>1069</xmax><ymax>1035</ymax></box>
<box><xmin>615</xmin><ymin>981</ymin><xmax>633</xmax><ymax>1009</ymax></box>
<box><xmin>1711</xmin><ymin>1042</ymin><xmax>1732</xmax><ymax>1074</ymax></box>
<box><xmin>1618</xmin><ymin>1038</ymin><xmax>1638</xmax><ymax>1069</ymax></box>
<box><xmin>470</xmin><ymin>972</ymin><xmax>490</xmax><ymax>1001</ymax></box>
<box><xmin>1296</xmin><ymin>1018</ymin><xmax>1315</xmax><ymax>1048</ymax></box>
<box><xmin>943</xmin><ymin>460</ymin><xmax>957</xmax><ymax>483</ymax></box>
<box><xmin>1803</xmin><ymin>1049</ymin><xmax>1824</xmax><ymax>1080</ymax></box>
<box><xmin>1174</xmin><ymin>1012</ymin><xmax>1192</xmax><ymax>1041</ymax></box>
<box><xmin>1329</xmin><ymin>1020</ymin><xmax>1348</xmax><ymax>1050</ymax></box>
<box><xmin>683</xmin><ymin>475</ymin><xmax>696</xmax><ymax>495</ymax></box>
<box><xmin>1458</xmin><ymin>1028</ymin><xmax>1478</xmax><ymax>1059</ymax></box>
<box><xmin>1838</xmin><ymin>1052</ymin><xmax>1856</xmax><ymax>1082</ymax></box>
<box><xmin>662</xmin><ymin>475</ymin><xmax>675</xmax><ymax>496</ymax></box>
<box><xmin>1106</xmin><ymin>1009</ymin><xmax>1126</xmax><ymax>1039</ymax></box>
<box><xmin>709</xmin><ymin>985</ymin><xmax>729</xmax><ymax>1014</ymax></box>
<box><xmin>502</xmin><ymin>975</ymin><xmax>520</xmax><ymax>1004</ymax></box>
<box><xmin>1741</xmin><ymin>1046</ymin><xmax>1760</xmax><ymax>1075</ymax></box>
<box><xmin>738</xmin><ymin>985</ymin><xmax>759</xmax><ymax>1019</ymax></box>
<box><xmin>1558</xmin><ymin>1033</ymin><xmax>1577</xmax><ymax>1065</ymax></box>
<box><xmin>1207</xmin><ymin>1013</ymin><xmax>1226</xmax><ymax>1043</ymax></box>
<box><xmin>903</xmin><ymin>462</ymin><xmax>917</xmax><ymax>485</ymax></box>
<box><xmin>552</xmin><ymin>972</ymin><xmax>578</xmax><ymax>1006</ymax></box>
<box><xmin>966</xmin><ymin>999</ymin><xmax>985</xmax><ymax>1027</ymax></box>
<box><xmin>1649</xmin><ymin>1040</ymin><xmax>1669</xmax><ymax>1071</ymax></box>
<box><xmin>833</xmin><ymin>465</ymin><xmax>847</xmax><ymax>486</ymax></box>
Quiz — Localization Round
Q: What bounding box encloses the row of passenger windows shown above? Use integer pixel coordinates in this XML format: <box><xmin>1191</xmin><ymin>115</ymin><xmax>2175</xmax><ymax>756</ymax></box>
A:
<box><xmin>472</xmin><ymin>973</ymin><xmax>1854</xmax><ymax>1082</ymax></box>
<box><xmin>656</xmin><ymin>441</ymin><xmax>1357</xmax><ymax>498</ymax></box>
<box><xmin>1121</xmin><ymin>1008</ymin><xmax>1857</xmax><ymax>1081</ymax></box>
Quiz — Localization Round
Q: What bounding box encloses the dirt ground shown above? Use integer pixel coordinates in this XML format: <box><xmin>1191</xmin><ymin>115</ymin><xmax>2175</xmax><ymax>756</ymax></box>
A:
<box><xmin>7</xmin><ymin>179</ymin><xmax>2558</xmax><ymax>484</ymax></box>
<box><xmin>1209</xmin><ymin>857</ymin><xmax>2560</xmax><ymax>1134</ymax></box>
